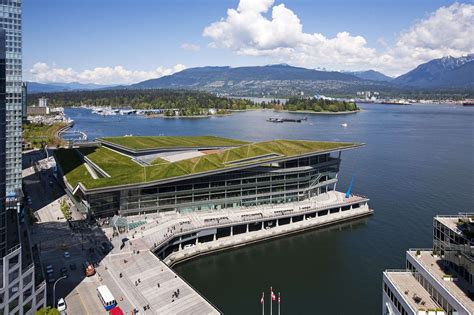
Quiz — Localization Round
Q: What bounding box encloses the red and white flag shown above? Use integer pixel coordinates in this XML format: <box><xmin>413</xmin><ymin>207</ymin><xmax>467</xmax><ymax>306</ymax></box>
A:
<box><xmin>271</xmin><ymin>287</ymin><xmax>276</xmax><ymax>301</ymax></box>
<box><xmin>260</xmin><ymin>292</ymin><xmax>264</xmax><ymax>304</ymax></box>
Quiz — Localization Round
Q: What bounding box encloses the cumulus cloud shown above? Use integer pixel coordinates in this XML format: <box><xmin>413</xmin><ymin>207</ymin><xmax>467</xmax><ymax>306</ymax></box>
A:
<box><xmin>181</xmin><ymin>43</ymin><xmax>201</xmax><ymax>52</ymax></box>
<box><xmin>203</xmin><ymin>0</ymin><xmax>474</xmax><ymax>75</ymax></box>
<box><xmin>387</xmin><ymin>2</ymin><xmax>474</xmax><ymax>72</ymax></box>
<box><xmin>29</xmin><ymin>63</ymin><xmax>186</xmax><ymax>85</ymax></box>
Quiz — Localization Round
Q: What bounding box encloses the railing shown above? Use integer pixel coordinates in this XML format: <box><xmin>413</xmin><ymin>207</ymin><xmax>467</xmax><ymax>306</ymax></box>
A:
<box><xmin>151</xmin><ymin>196</ymin><xmax>370</xmax><ymax>251</ymax></box>
<box><xmin>407</xmin><ymin>250</ymin><xmax>470</xmax><ymax>311</ymax></box>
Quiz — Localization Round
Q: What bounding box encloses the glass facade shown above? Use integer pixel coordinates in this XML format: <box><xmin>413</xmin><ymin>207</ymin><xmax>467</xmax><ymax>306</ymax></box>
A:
<box><xmin>83</xmin><ymin>153</ymin><xmax>341</xmax><ymax>217</ymax></box>
<box><xmin>0</xmin><ymin>27</ymin><xmax>6</xmax><ymax>257</ymax></box>
<box><xmin>1</xmin><ymin>0</ymin><xmax>22</xmax><ymax>195</ymax></box>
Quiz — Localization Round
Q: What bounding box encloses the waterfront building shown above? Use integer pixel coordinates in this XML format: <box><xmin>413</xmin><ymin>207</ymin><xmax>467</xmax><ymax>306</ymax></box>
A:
<box><xmin>54</xmin><ymin>136</ymin><xmax>364</xmax><ymax>218</ymax></box>
<box><xmin>382</xmin><ymin>213</ymin><xmax>473</xmax><ymax>315</ymax></box>
<box><xmin>0</xmin><ymin>1</ymin><xmax>47</xmax><ymax>313</ymax></box>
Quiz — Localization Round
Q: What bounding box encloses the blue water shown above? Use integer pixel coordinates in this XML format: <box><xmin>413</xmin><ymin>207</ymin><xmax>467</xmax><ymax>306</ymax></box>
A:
<box><xmin>65</xmin><ymin>104</ymin><xmax>474</xmax><ymax>314</ymax></box>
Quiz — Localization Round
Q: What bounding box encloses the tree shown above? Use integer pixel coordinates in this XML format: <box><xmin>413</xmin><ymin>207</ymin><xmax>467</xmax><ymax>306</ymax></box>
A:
<box><xmin>35</xmin><ymin>307</ymin><xmax>60</xmax><ymax>315</ymax></box>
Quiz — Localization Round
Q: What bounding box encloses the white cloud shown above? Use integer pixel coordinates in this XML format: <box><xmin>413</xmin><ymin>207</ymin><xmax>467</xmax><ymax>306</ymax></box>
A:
<box><xmin>29</xmin><ymin>63</ymin><xmax>186</xmax><ymax>85</ymax></box>
<box><xmin>181</xmin><ymin>43</ymin><xmax>201</xmax><ymax>52</ymax></box>
<box><xmin>203</xmin><ymin>1</ymin><xmax>474</xmax><ymax>75</ymax></box>
<box><xmin>387</xmin><ymin>2</ymin><xmax>474</xmax><ymax>72</ymax></box>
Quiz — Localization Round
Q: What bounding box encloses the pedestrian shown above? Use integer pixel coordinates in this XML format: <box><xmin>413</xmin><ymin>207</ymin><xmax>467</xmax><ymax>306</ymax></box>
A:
<box><xmin>157</xmin><ymin>283</ymin><xmax>160</xmax><ymax>288</ymax></box>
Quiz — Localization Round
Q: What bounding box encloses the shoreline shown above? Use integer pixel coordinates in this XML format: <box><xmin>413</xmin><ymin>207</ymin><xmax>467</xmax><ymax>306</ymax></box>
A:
<box><xmin>275</xmin><ymin>109</ymin><xmax>360</xmax><ymax>115</ymax></box>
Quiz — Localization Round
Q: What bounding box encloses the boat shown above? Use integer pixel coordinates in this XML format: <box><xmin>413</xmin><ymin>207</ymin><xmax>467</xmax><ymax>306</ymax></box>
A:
<box><xmin>267</xmin><ymin>117</ymin><xmax>284</xmax><ymax>123</ymax></box>
<box><xmin>381</xmin><ymin>100</ymin><xmax>411</xmax><ymax>105</ymax></box>
<box><xmin>341</xmin><ymin>123</ymin><xmax>348</xmax><ymax>127</ymax></box>
<box><xmin>462</xmin><ymin>102</ymin><xmax>474</xmax><ymax>106</ymax></box>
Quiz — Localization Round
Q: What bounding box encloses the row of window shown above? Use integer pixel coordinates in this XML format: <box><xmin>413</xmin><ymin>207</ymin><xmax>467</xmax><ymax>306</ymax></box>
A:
<box><xmin>406</xmin><ymin>261</ymin><xmax>456</xmax><ymax>314</ymax></box>
<box><xmin>383</xmin><ymin>281</ymin><xmax>409</xmax><ymax>315</ymax></box>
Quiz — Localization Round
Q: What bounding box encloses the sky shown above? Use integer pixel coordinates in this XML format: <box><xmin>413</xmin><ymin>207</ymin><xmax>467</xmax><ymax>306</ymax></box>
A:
<box><xmin>24</xmin><ymin>0</ymin><xmax>474</xmax><ymax>85</ymax></box>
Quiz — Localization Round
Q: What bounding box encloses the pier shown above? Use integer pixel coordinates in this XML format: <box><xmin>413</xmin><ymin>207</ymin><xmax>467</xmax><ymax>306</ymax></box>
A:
<box><xmin>99</xmin><ymin>191</ymin><xmax>372</xmax><ymax>314</ymax></box>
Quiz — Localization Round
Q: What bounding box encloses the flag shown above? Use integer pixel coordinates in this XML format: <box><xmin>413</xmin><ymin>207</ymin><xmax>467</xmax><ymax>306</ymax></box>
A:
<box><xmin>271</xmin><ymin>287</ymin><xmax>276</xmax><ymax>301</ymax></box>
<box><xmin>260</xmin><ymin>292</ymin><xmax>264</xmax><ymax>304</ymax></box>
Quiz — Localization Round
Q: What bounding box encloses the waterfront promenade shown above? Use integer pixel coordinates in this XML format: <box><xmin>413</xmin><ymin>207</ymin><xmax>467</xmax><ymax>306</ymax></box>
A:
<box><xmin>98</xmin><ymin>190</ymin><xmax>372</xmax><ymax>313</ymax></box>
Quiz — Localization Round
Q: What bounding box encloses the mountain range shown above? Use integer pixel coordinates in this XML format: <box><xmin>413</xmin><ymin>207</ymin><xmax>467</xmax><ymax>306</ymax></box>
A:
<box><xmin>393</xmin><ymin>55</ymin><xmax>474</xmax><ymax>88</ymax></box>
<box><xmin>28</xmin><ymin>55</ymin><xmax>474</xmax><ymax>96</ymax></box>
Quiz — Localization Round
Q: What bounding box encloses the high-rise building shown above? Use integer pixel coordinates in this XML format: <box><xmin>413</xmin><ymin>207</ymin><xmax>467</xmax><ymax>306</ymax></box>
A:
<box><xmin>0</xmin><ymin>1</ymin><xmax>47</xmax><ymax>313</ymax></box>
<box><xmin>382</xmin><ymin>213</ymin><xmax>473</xmax><ymax>315</ymax></box>
<box><xmin>3</xmin><ymin>0</ymin><xmax>22</xmax><ymax>196</ymax></box>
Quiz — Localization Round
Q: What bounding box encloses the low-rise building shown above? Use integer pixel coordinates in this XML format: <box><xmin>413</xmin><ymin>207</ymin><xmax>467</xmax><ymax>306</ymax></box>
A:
<box><xmin>383</xmin><ymin>213</ymin><xmax>473</xmax><ymax>315</ymax></box>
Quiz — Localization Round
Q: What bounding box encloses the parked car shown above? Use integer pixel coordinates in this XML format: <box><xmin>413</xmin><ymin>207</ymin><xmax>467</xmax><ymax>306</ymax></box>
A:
<box><xmin>46</xmin><ymin>264</ymin><xmax>54</xmax><ymax>274</ymax></box>
<box><xmin>63</xmin><ymin>251</ymin><xmax>70</xmax><ymax>258</ymax></box>
<box><xmin>60</xmin><ymin>267</ymin><xmax>68</xmax><ymax>277</ymax></box>
<box><xmin>57</xmin><ymin>298</ymin><xmax>66</xmax><ymax>311</ymax></box>
<box><xmin>69</xmin><ymin>263</ymin><xmax>76</xmax><ymax>271</ymax></box>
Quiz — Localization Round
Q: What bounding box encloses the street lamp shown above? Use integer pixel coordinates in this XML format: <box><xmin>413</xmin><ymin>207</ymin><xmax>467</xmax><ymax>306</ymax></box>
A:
<box><xmin>52</xmin><ymin>275</ymin><xmax>68</xmax><ymax>308</ymax></box>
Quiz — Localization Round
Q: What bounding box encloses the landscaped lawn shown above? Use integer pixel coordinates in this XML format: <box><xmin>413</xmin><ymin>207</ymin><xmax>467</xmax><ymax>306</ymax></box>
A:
<box><xmin>23</xmin><ymin>122</ymin><xmax>68</xmax><ymax>148</ymax></box>
<box><xmin>56</xmin><ymin>139</ymin><xmax>357</xmax><ymax>189</ymax></box>
<box><xmin>99</xmin><ymin>135</ymin><xmax>249</xmax><ymax>150</ymax></box>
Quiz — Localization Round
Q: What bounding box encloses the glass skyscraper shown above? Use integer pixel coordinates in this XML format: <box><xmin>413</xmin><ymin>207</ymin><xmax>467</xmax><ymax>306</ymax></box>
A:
<box><xmin>0</xmin><ymin>1</ymin><xmax>46</xmax><ymax>313</ymax></box>
<box><xmin>2</xmin><ymin>0</ymin><xmax>22</xmax><ymax>196</ymax></box>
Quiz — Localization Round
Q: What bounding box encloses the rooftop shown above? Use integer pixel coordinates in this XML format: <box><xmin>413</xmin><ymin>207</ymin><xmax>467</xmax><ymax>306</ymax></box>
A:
<box><xmin>435</xmin><ymin>214</ymin><xmax>474</xmax><ymax>242</ymax></box>
<box><xmin>384</xmin><ymin>270</ymin><xmax>442</xmax><ymax>313</ymax></box>
<box><xmin>54</xmin><ymin>136</ymin><xmax>359</xmax><ymax>190</ymax></box>
<box><xmin>407</xmin><ymin>250</ymin><xmax>474</xmax><ymax>312</ymax></box>
<box><xmin>99</xmin><ymin>135</ymin><xmax>249</xmax><ymax>152</ymax></box>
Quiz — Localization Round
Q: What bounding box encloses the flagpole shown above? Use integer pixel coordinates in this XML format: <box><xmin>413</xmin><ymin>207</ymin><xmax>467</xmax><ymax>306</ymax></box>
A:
<box><xmin>262</xmin><ymin>292</ymin><xmax>265</xmax><ymax>315</ymax></box>
<box><xmin>270</xmin><ymin>287</ymin><xmax>272</xmax><ymax>315</ymax></box>
<box><xmin>278</xmin><ymin>292</ymin><xmax>280</xmax><ymax>315</ymax></box>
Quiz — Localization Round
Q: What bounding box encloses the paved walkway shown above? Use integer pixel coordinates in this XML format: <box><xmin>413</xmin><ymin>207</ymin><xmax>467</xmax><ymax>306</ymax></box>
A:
<box><xmin>106</xmin><ymin>250</ymin><xmax>219</xmax><ymax>314</ymax></box>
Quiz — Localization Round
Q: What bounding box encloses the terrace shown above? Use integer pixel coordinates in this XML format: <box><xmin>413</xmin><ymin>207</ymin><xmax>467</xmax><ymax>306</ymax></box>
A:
<box><xmin>407</xmin><ymin>250</ymin><xmax>474</xmax><ymax>312</ymax></box>
<box><xmin>54</xmin><ymin>137</ymin><xmax>358</xmax><ymax>190</ymax></box>
<box><xmin>384</xmin><ymin>270</ymin><xmax>443</xmax><ymax>313</ymax></box>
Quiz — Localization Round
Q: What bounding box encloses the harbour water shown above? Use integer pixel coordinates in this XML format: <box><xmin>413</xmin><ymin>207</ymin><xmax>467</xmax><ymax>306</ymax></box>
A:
<box><xmin>65</xmin><ymin>103</ymin><xmax>474</xmax><ymax>314</ymax></box>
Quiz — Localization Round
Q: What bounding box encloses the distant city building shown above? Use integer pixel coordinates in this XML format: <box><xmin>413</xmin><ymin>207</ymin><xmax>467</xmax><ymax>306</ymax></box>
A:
<box><xmin>27</xmin><ymin>105</ymin><xmax>50</xmax><ymax>116</ymax></box>
<box><xmin>38</xmin><ymin>97</ymin><xmax>48</xmax><ymax>108</ymax></box>
<box><xmin>0</xmin><ymin>1</ymin><xmax>47</xmax><ymax>314</ymax></box>
<box><xmin>21</xmin><ymin>82</ymin><xmax>27</xmax><ymax>123</ymax></box>
<box><xmin>382</xmin><ymin>213</ymin><xmax>473</xmax><ymax>315</ymax></box>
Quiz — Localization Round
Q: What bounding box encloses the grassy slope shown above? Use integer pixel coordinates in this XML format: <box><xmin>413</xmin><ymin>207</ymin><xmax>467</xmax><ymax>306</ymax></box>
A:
<box><xmin>99</xmin><ymin>135</ymin><xmax>249</xmax><ymax>150</ymax></box>
<box><xmin>59</xmin><ymin>140</ymin><xmax>355</xmax><ymax>189</ymax></box>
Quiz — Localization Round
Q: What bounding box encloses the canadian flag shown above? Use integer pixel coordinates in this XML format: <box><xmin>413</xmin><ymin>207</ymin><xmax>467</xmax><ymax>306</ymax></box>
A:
<box><xmin>271</xmin><ymin>287</ymin><xmax>276</xmax><ymax>301</ymax></box>
<box><xmin>260</xmin><ymin>292</ymin><xmax>264</xmax><ymax>304</ymax></box>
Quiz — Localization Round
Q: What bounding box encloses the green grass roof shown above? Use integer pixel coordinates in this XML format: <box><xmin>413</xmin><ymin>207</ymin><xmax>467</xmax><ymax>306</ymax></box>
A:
<box><xmin>99</xmin><ymin>135</ymin><xmax>249</xmax><ymax>150</ymax></box>
<box><xmin>55</xmin><ymin>138</ymin><xmax>357</xmax><ymax>190</ymax></box>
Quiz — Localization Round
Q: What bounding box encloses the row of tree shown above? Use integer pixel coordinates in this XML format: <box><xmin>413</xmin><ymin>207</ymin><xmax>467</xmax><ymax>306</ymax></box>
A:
<box><xmin>28</xmin><ymin>89</ymin><xmax>358</xmax><ymax>113</ymax></box>
<box><xmin>28</xmin><ymin>89</ymin><xmax>255</xmax><ymax>110</ymax></box>
<box><xmin>267</xmin><ymin>98</ymin><xmax>359</xmax><ymax>112</ymax></box>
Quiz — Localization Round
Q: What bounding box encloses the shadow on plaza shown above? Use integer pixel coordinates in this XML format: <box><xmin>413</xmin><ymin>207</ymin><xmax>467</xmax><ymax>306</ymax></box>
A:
<box><xmin>31</xmin><ymin>218</ymin><xmax>113</xmax><ymax>307</ymax></box>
